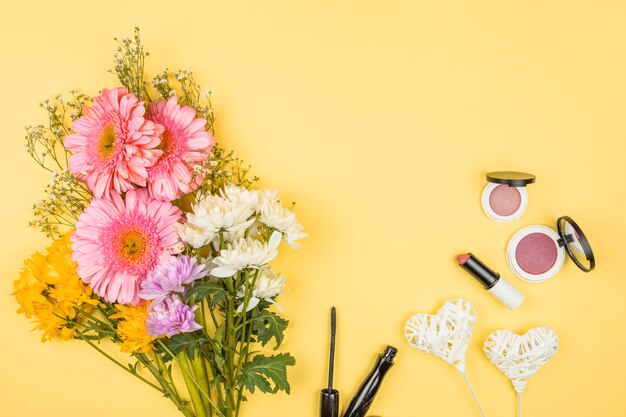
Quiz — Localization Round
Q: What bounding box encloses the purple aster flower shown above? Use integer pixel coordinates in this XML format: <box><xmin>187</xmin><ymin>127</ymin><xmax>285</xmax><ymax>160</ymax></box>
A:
<box><xmin>145</xmin><ymin>294</ymin><xmax>203</xmax><ymax>337</ymax></box>
<box><xmin>140</xmin><ymin>255</ymin><xmax>207</xmax><ymax>301</ymax></box>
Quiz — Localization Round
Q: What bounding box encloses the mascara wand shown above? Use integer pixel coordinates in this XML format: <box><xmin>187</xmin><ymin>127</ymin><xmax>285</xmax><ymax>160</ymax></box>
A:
<box><xmin>320</xmin><ymin>307</ymin><xmax>339</xmax><ymax>417</ymax></box>
<box><xmin>329</xmin><ymin>307</ymin><xmax>336</xmax><ymax>390</ymax></box>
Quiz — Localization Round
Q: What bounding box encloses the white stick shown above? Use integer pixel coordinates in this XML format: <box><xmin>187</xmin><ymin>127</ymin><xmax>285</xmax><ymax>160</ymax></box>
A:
<box><xmin>463</xmin><ymin>373</ymin><xmax>487</xmax><ymax>417</ymax></box>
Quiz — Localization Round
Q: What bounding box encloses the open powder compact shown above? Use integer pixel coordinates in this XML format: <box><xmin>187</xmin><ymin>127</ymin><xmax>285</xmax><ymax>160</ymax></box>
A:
<box><xmin>506</xmin><ymin>216</ymin><xmax>595</xmax><ymax>282</ymax></box>
<box><xmin>481</xmin><ymin>171</ymin><xmax>535</xmax><ymax>222</ymax></box>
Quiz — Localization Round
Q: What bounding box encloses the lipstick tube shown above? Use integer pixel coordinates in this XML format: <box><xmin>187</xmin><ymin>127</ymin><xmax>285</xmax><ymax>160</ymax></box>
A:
<box><xmin>457</xmin><ymin>253</ymin><xmax>524</xmax><ymax>310</ymax></box>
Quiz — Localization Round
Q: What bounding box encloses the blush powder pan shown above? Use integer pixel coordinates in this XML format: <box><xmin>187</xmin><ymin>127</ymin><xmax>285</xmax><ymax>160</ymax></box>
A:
<box><xmin>481</xmin><ymin>171</ymin><xmax>535</xmax><ymax>222</ymax></box>
<box><xmin>506</xmin><ymin>216</ymin><xmax>595</xmax><ymax>282</ymax></box>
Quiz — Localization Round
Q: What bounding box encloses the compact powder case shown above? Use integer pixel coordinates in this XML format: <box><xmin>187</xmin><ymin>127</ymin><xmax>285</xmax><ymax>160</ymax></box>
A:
<box><xmin>481</xmin><ymin>171</ymin><xmax>536</xmax><ymax>222</ymax></box>
<box><xmin>506</xmin><ymin>216</ymin><xmax>595</xmax><ymax>282</ymax></box>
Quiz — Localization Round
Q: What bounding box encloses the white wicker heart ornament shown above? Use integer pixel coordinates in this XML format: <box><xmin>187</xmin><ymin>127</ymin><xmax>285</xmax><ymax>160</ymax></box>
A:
<box><xmin>405</xmin><ymin>298</ymin><xmax>476</xmax><ymax>373</ymax></box>
<box><xmin>404</xmin><ymin>299</ymin><xmax>486</xmax><ymax>417</ymax></box>
<box><xmin>484</xmin><ymin>327</ymin><xmax>558</xmax><ymax>394</ymax></box>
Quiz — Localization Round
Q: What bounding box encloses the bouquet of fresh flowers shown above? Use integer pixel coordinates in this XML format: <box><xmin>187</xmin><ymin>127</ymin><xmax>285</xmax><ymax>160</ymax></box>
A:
<box><xmin>13</xmin><ymin>28</ymin><xmax>305</xmax><ymax>417</ymax></box>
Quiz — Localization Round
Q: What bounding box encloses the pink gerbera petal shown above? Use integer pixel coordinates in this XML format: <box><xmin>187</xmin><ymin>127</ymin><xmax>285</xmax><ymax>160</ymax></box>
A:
<box><xmin>147</xmin><ymin>97</ymin><xmax>215</xmax><ymax>201</ymax></box>
<box><xmin>64</xmin><ymin>87</ymin><xmax>164</xmax><ymax>199</ymax></box>
<box><xmin>71</xmin><ymin>189</ymin><xmax>182</xmax><ymax>305</ymax></box>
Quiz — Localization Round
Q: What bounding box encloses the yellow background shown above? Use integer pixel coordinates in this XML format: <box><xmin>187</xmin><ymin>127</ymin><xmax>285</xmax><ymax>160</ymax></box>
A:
<box><xmin>1</xmin><ymin>1</ymin><xmax>625</xmax><ymax>416</ymax></box>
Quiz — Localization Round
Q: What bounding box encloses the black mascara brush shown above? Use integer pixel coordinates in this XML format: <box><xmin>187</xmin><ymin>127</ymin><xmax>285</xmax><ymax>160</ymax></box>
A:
<box><xmin>329</xmin><ymin>306</ymin><xmax>336</xmax><ymax>390</ymax></box>
<box><xmin>320</xmin><ymin>307</ymin><xmax>339</xmax><ymax>417</ymax></box>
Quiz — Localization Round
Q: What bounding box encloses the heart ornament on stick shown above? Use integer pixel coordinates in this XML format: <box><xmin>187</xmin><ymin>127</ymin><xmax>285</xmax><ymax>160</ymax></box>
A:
<box><xmin>484</xmin><ymin>327</ymin><xmax>558</xmax><ymax>394</ymax></box>
<box><xmin>405</xmin><ymin>298</ymin><xmax>486</xmax><ymax>417</ymax></box>
<box><xmin>405</xmin><ymin>298</ymin><xmax>476</xmax><ymax>373</ymax></box>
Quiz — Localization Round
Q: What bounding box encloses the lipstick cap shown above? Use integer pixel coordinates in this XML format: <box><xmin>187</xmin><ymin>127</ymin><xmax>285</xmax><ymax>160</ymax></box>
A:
<box><xmin>488</xmin><ymin>277</ymin><xmax>524</xmax><ymax>310</ymax></box>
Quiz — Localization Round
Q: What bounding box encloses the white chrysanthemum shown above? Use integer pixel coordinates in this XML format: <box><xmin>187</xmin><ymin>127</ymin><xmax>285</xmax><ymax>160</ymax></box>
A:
<box><xmin>187</xmin><ymin>194</ymin><xmax>255</xmax><ymax>236</ymax></box>
<box><xmin>211</xmin><ymin>231</ymin><xmax>282</xmax><ymax>278</ymax></box>
<box><xmin>237</xmin><ymin>266</ymin><xmax>286</xmax><ymax>312</ymax></box>
<box><xmin>176</xmin><ymin>223</ymin><xmax>214</xmax><ymax>248</ymax></box>
<box><xmin>256</xmin><ymin>189</ymin><xmax>280</xmax><ymax>211</ymax></box>
<box><xmin>221</xmin><ymin>184</ymin><xmax>259</xmax><ymax>212</ymax></box>
<box><xmin>259</xmin><ymin>201</ymin><xmax>307</xmax><ymax>248</ymax></box>
<box><xmin>221</xmin><ymin>227</ymin><xmax>251</xmax><ymax>245</ymax></box>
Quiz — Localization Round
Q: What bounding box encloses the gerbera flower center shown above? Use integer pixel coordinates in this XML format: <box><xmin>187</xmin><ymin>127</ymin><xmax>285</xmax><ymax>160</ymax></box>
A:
<box><xmin>156</xmin><ymin>130</ymin><xmax>175</xmax><ymax>160</ymax></box>
<box><xmin>117</xmin><ymin>229</ymin><xmax>148</xmax><ymax>264</ymax></box>
<box><xmin>99</xmin><ymin>124</ymin><xmax>117</xmax><ymax>159</ymax></box>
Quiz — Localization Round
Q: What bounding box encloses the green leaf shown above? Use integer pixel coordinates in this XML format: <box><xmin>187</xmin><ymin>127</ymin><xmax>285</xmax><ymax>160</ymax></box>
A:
<box><xmin>214</xmin><ymin>323</ymin><xmax>225</xmax><ymax>345</ymax></box>
<box><xmin>184</xmin><ymin>281</ymin><xmax>226</xmax><ymax>306</ymax></box>
<box><xmin>250</xmin><ymin>310</ymin><xmax>289</xmax><ymax>349</ymax></box>
<box><xmin>239</xmin><ymin>353</ymin><xmax>296</xmax><ymax>394</ymax></box>
<box><xmin>210</xmin><ymin>375</ymin><xmax>225</xmax><ymax>388</ymax></box>
<box><xmin>157</xmin><ymin>331</ymin><xmax>210</xmax><ymax>362</ymax></box>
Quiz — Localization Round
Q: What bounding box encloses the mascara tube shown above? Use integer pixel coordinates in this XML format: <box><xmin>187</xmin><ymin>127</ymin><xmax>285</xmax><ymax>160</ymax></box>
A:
<box><xmin>342</xmin><ymin>346</ymin><xmax>397</xmax><ymax>417</ymax></box>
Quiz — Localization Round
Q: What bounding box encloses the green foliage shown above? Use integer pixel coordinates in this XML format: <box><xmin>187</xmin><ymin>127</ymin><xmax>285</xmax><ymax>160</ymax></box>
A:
<box><xmin>79</xmin><ymin>317</ymin><xmax>119</xmax><ymax>341</ymax></box>
<box><xmin>250</xmin><ymin>310</ymin><xmax>289</xmax><ymax>349</ymax></box>
<box><xmin>185</xmin><ymin>281</ymin><xmax>227</xmax><ymax>308</ymax></box>
<box><xmin>157</xmin><ymin>330</ymin><xmax>211</xmax><ymax>362</ymax></box>
<box><xmin>239</xmin><ymin>353</ymin><xmax>296</xmax><ymax>394</ymax></box>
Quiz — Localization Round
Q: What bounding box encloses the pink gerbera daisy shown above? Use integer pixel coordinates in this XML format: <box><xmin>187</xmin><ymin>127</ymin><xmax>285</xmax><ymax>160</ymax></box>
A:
<box><xmin>64</xmin><ymin>87</ymin><xmax>164</xmax><ymax>199</ymax></box>
<box><xmin>147</xmin><ymin>97</ymin><xmax>214</xmax><ymax>201</ymax></box>
<box><xmin>71</xmin><ymin>189</ymin><xmax>182</xmax><ymax>305</ymax></box>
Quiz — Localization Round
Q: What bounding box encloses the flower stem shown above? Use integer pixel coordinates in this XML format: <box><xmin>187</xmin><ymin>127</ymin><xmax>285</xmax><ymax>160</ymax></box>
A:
<box><xmin>134</xmin><ymin>353</ymin><xmax>195</xmax><ymax>417</ymax></box>
<box><xmin>234</xmin><ymin>270</ymin><xmax>258</xmax><ymax>415</ymax></box>
<box><xmin>74</xmin><ymin>328</ymin><xmax>163</xmax><ymax>392</ymax></box>
<box><xmin>75</xmin><ymin>311</ymin><xmax>193</xmax><ymax>417</ymax></box>
<box><xmin>192</xmin><ymin>350</ymin><xmax>212</xmax><ymax>415</ymax></box>
<box><xmin>158</xmin><ymin>341</ymin><xmax>225</xmax><ymax>417</ymax></box>
<box><xmin>155</xmin><ymin>353</ymin><xmax>183</xmax><ymax>400</ymax></box>
<box><xmin>225</xmin><ymin>277</ymin><xmax>237</xmax><ymax>416</ymax></box>
<box><xmin>179</xmin><ymin>352</ymin><xmax>208</xmax><ymax>417</ymax></box>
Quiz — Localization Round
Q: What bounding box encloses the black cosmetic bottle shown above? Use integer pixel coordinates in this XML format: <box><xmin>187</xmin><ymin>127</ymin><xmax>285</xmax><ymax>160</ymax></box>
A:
<box><xmin>342</xmin><ymin>346</ymin><xmax>397</xmax><ymax>417</ymax></box>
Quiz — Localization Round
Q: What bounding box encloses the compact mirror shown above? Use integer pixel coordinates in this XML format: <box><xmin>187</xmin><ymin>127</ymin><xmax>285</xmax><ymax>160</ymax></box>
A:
<box><xmin>557</xmin><ymin>216</ymin><xmax>595</xmax><ymax>273</ymax></box>
<box><xmin>506</xmin><ymin>215</ymin><xmax>596</xmax><ymax>282</ymax></box>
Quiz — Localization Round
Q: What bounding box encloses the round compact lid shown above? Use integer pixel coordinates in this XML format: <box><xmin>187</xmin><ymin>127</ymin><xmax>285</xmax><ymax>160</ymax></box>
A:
<box><xmin>556</xmin><ymin>216</ymin><xmax>595</xmax><ymax>272</ymax></box>
<box><xmin>486</xmin><ymin>171</ymin><xmax>536</xmax><ymax>187</ymax></box>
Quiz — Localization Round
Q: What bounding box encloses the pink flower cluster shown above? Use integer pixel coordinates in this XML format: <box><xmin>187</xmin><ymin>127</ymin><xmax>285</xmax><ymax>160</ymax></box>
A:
<box><xmin>67</xmin><ymin>88</ymin><xmax>215</xmax><ymax>307</ymax></box>
<box><xmin>65</xmin><ymin>87</ymin><xmax>214</xmax><ymax>201</ymax></box>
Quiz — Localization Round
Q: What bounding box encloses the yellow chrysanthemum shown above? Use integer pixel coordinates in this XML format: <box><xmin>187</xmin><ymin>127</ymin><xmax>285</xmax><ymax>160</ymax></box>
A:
<box><xmin>13</xmin><ymin>233</ymin><xmax>99</xmax><ymax>341</ymax></box>
<box><xmin>110</xmin><ymin>303</ymin><xmax>155</xmax><ymax>353</ymax></box>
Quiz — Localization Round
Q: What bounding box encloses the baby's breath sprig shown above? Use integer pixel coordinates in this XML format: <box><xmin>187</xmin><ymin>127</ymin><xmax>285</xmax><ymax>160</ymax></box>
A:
<box><xmin>26</xmin><ymin>92</ymin><xmax>91</xmax><ymax>173</ymax></box>
<box><xmin>108</xmin><ymin>27</ymin><xmax>150</xmax><ymax>101</ymax></box>
<box><xmin>151</xmin><ymin>69</ymin><xmax>176</xmax><ymax>100</ymax></box>
<box><xmin>26</xmin><ymin>91</ymin><xmax>92</xmax><ymax>239</ymax></box>
<box><xmin>152</xmin><ymin>68</ymin><xmax>216</xmax><ymax>134</ymax></box>
<box><xmin>174</xmin><ymin>69</ymin><xmax>216</xmax><ymax>133</ymax></box>
<box><xmin>194</xmin><ymin>145</ymin><xmax>259</xmax><ymax>199</ymax></box>
<box><xmin>30</xmin><ymin>169</ymin><xmax>91</xmax><ymax>239</ymax></box>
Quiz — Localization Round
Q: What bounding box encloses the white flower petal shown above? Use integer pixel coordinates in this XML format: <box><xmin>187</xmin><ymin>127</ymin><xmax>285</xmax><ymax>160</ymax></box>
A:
<box><xmin>267</xmin><ymin>299</ymin><xmax>284</xmax><ymax>313</ymax></box>
<box><xmin>211</xmin><ymin>266</ymin><xmax>237</xmax><ymax>278</ymax></box>
<box><xmin>245</xmin><ymin>297</ymin><xmax>260</xmax><ymax>312</ymax></box>
<box><xmin>268</xmin><ymin>230</ymin><xmax>282</xmax><ymax>250</ymax></box>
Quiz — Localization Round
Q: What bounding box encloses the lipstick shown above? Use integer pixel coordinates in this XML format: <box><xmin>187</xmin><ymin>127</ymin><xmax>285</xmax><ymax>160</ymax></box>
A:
<box><xmin>457</xmin><ymin>253</ymin><xmax>524</xmax><ymax>310</ymax></box>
